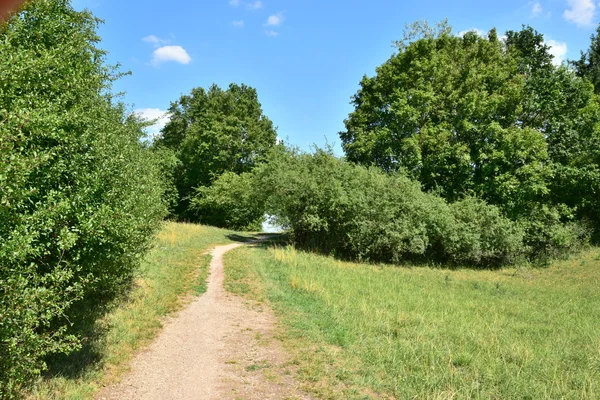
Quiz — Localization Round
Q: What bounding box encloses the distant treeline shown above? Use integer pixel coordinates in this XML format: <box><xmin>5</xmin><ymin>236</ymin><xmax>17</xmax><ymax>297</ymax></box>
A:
<box><xmin>171</xmin><ymin>22</ymin><xmax>600</xmax><ymax>268</ymax></box>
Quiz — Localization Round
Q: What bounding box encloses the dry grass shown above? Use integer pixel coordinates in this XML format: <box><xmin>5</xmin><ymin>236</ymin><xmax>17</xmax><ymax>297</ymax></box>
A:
<box><xmin>224</xmin><ymin>244</ymin><xmax>600</xmax><ymax>399</ymax></box>
<box><xmin>29</xmin><ymin>222</ymin><xmax>251</xmax><ymax>400</ymax></box>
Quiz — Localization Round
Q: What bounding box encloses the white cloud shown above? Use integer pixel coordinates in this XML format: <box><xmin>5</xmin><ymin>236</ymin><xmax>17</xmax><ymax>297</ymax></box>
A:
<box><xmin>531</xmin><ymin>1</ymin><xmax>543</xmax><ymax>15</ymax></box>
<box><xmin>265</xmin><ymin>12</ymin><xmax>284</xmax><ymax>26</ymax></box>
<box><xmin>264</xmin><ymin>30</ymin><xmax>279</xmax><ymax>37</ymax></box>
<box><xmin>142</xmin><ymin>35</ymin><xmax>160</xmax><ymax>45</ymax></box>
<box><xmin>247</xmin><ymin>0</ymin><xmax>262</xmax><ymax>10</ymax></box>
<box><xmin>135</xmin><ymin>108</ymin><xmax>171</xmax><ymax>138</ymax></box>
<box><xmin>546</xmin><ymin>39</ymin><xmax>568</xmax><ymax>65</ymax></box>
<box><xmin>232</xmin><ymin>20</ymin><xmax>245</xmax><ymax>28</ymax></box>
<box><xmin>142</xmin><ymin>35</ymin><xmax>169</xmax><ymax>48</ymax></box>
<box><xmin>152</xmin><ymin>46</ymin><xmax>191</xmax><ymax>65</ymax></box>
<box><xmin>564</xmin><ymin>0</ymin><xmax>596</xmax><ymax>27</ymax></box>
<box><xmin>230</xmin><ymin>0</ymin><xmax>261</xmax><ymax>10</ymax></box>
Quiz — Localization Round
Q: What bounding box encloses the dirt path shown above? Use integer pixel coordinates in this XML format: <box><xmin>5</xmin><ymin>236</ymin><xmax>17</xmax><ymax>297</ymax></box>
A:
<box><xmin>97</xmin><ymin>241</ymin><xmax>311</xmax><ymax>400</ymax></box>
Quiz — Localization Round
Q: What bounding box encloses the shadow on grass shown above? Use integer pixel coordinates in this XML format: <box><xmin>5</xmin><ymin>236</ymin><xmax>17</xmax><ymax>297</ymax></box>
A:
<box><xmin>244</xmin><ymin>234</ymin><xmax>512</xmax><ymax>271</ymax></box>
<box><xmin>226</xmin><ymin>233</ymin><xmax>259</xmax><ymax>243</ymax></box>
<box><xmin>44</xmin><ymin>324</ymin><xmax>106</xmax><ymax>379</ymax></box>
<box><xmin>43</xmin><ymin>295</ymin><xmax>116</xmax><ymax>379</ymax></box>
<box><xmin>226</xmin><ymin>232</ymin><xmax>287</xmax><ymax>245</ymax></box>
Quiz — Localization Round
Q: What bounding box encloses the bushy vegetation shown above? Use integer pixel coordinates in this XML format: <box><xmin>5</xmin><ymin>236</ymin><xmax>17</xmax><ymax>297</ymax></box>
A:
<box><xmin>203</xmin><ymin>145</ymin><xmax>589</xmax><ymax>266</ymax></box>
<box><xmin>340</xmin><ymin>22</ymin><xmax>600</xmax><ymax>240</ymax></box>
<box><xmin>0</xmin><ymin>1</ymin><xmax>168</xmax><ymax>397</ymax></box>
<box><xmin>220</xmin><ymin>148</ymin><xmax>521</xmax><ymax>267</ymax></box>
<box><xmin>189</xmin><ymin>171</ymin><xmax>265</xmax><ymax>231</ymax></box>
<box><xmin>154</xmin><ymin>83</ymin><xmax>278</xmax><ymax>222</ymax></box>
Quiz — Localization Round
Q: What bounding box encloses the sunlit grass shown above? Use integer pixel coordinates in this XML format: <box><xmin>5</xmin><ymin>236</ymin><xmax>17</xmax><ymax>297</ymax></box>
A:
<box><xmin>224</xmin><ymin>245</ymin><xmax>600</xmax><ymax>399</ymax></box>
<box><xmin>30</xmin><ymin>222</ymin><xmax>250</xmax><ymax>400</ymax></box>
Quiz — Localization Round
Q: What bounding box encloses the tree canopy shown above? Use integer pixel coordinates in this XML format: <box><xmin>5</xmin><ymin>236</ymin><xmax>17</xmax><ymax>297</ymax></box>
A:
<box><xmin>155</xmin><ymin>83</ymin><xmax>277</xmax><ymax>222</ymax></box>
<box><xmin>572</xmin><ymin>23</ymin><xmax>600</xmax><ymax>94</ymax></box>
<box><xmin>340</xmin><ymin>24</ymin><xmax>600</xmax><ymax>239</ymax></box>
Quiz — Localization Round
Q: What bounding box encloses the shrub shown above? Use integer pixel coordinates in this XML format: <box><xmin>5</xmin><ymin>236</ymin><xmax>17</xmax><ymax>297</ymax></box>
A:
<box><xmin>444</xmin><ymin>198</ymin><xmax>525</xmax><ymax>266</ymax></box>
<box><xmin>254</xmin><ymin>148</ymin><xmax>525</xmax><ymax>267</ymax></box>
<box><xmin>189</xmin><ymin>171</ymin><xmax>264</xmax><ymax>231</ymax></box>
<box><xmin>0</xmin><ymin>1</ymin><xmax>168</xmax><ymax>397</ymax></box>
<box><xmin>521</xmin><ymin>205</ymin><xmax>591</xmax><ymax>264</ymax></box>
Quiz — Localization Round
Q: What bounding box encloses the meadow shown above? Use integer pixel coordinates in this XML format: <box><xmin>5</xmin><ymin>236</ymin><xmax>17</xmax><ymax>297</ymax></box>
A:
<box><xmin>30</xmin><ymin>222</ymin><xmax>249</xmax><ymax>400</ymax></box>
<box><xmin>224</xmin><ymin>244</ymin><xmax>600</xmax><ymax>399</ymax></box>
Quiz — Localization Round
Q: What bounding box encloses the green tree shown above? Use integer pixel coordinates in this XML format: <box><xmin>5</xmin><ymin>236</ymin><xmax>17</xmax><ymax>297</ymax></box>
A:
<box><xmin>0</xmin><ymin>1</ymin><xmax>168</xmax><ymax>396</ymax></box>
<box><xmin>340</xmin><ymin>23</ymin><xmax>600</xmax><ymax>238</ymax></box>
<box><xmin>155</xmin><ymin>83</ymin><xmax>277</xmax><ymax>221</ymax></box>
<box><xmin>572</xmin><ymin>23</ymin><xmax>600</xmax><ymax>94</ymax></box>
<box><xmin>505</xmin><ymin>25</ymin><xmax>553</xmax><ymax>72</ymax></box>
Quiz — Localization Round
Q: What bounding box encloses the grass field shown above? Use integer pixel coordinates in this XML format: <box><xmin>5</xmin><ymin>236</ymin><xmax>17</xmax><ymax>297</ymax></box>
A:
<box><xmin>30</xmin><ymin>222</ymin><xmax>250</xmax><ymax>400</ymax></box>
<box><xmin>224</xmin><ymin>244</ymin><xmax>600</xmax><ymax>399</ymax></box>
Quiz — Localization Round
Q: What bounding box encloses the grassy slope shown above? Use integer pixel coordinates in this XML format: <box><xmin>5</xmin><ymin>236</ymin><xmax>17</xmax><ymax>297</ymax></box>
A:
<box><xmin>224</xmin><ymin>244</ymin><xmax>600</xmax><ymax>399</ymax></box>
<box><xmin>31</xmin><ymin>222</ymin><xmax>250</xmax><ymax>400</ymax></box>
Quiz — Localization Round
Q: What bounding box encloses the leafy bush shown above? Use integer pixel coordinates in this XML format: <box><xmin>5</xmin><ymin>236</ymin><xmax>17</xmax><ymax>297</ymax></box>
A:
<box><xmin>189</xmin><ymin>171</ymin><xmax>264</xmax><ymax>231</ymax></box>
<box><xmin>152</xmin><ymin>146</ymin><xmax>181</xmax><ymax>217</ymax></box>
<box><xmin>520</xmin><ymin>205</ymin><xmax>591</xmax><ymax>264</ymax></box>
<box><xmin>254</xmin><ymin>148</ymin><xmax>524</xmax><ymax>267</ymax></box>
<box><xmin>0</xmin><ymin>1</ymin><xmax>168</xmax><ymax>397</ymax></box>
<box><xmin>444</xmin><ymin>198</ymin><xmax>525</xmax><ymax>266</ymax></box>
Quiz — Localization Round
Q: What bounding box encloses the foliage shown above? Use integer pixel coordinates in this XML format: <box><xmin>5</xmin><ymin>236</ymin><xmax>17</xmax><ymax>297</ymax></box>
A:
<box><xmin>189</xmin><ymin>171</ymin><xmax>265</xmax><ymax>231</ymax></box>
<box><xmin>253</xmin><ymin>148</ymin><xmax>523</xmax><ymax>267</ymax></box>
<box><xmin>572</xmin><ymin>23</ymin><xmax>600</xmax><ymax>94</ymax></box>
<box><xmin>340</xmin><ymin>23</ymin><xmax>600</xmax><ymax>237</ymax></box>
<box><xmin>0</xmin><ymin>1</ymin><xmax>168</xmax><ymax>397</ymax></box>
<box><xmin>155</xmin><ymin>83</ymin><xmax>277</xmax><ymax>220</ymax></box>
<box><xmin>520</xmin><ymin>205</ymin><xmax>591</xmax><ymax>264</ymax></box>
<box><xmin>152</xmin><ymin>146</ymin><xmax>181</xmax><ymax>217</ymax></box>
<box><xmin>445</xmin><ymin>197</ymin><xmax>525</xmax><ymax>266</ymax></box>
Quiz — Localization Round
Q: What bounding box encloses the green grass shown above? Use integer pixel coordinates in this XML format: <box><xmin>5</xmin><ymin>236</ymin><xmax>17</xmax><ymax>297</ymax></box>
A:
<box><xmin>224</xmin><ymin>244</ymin><xmax>600</xmax><ymax>399</ymax></box>
<box><xmin>29</xmin><ymin>222</ymin><xmax>252</xmax><ymax>400</ymax></box>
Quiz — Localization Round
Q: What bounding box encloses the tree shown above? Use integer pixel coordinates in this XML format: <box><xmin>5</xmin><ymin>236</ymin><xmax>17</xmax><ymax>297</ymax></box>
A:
<box><xmin>0</xmin><ymin>1</ymin><xmax>168</xmax><ymax>396</ymax></box>
<box><xmin>505</xmin><ymin>25</ymin><xmax>553</xmax><ymax>73</ymax></box>
<box><xmin>155</xmin><ymin>83</ymin><xmax>277</xmax><ymax>221</ymax></box>
<box><xmin>572</xmin><ymin>23</ymin><xmax>600</xmax><ymax>94</ymax></box>
<box><xmin>340</xmin><ymin>23</ymin><xmax>600</xmax><ymax>239</ymax></box>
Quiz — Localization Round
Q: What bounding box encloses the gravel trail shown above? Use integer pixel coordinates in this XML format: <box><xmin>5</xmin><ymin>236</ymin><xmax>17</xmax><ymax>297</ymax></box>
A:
<box><xmin>97</xmin><ymin>241</ymin><xmax>311</xmax><ymax>400</ymax></box>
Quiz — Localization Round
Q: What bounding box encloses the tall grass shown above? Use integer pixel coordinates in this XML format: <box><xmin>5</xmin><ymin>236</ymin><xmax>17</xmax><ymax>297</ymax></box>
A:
<box><xmin>29</xmin><ymin>222</ymin><xmax>250</xmax><ymax>400</ymax></box>
<box><xmin>224</xmin><ymin>245</ymin><xmax>600</xmax><ymax>399</ymax></box>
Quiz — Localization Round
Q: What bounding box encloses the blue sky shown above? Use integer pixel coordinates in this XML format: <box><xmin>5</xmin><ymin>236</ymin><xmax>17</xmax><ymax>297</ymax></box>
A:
<box><xmin>72</xmin><ymin>0</ymin><xmax>600</xmax><ymax>153</ymax></box>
